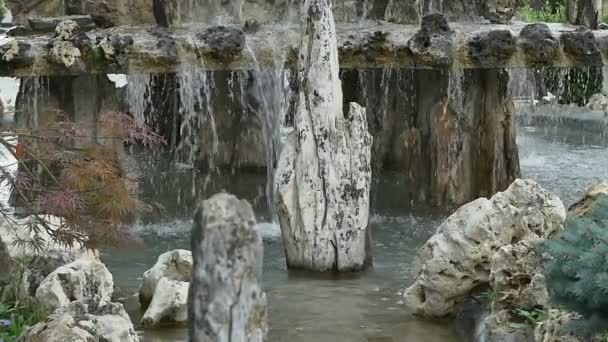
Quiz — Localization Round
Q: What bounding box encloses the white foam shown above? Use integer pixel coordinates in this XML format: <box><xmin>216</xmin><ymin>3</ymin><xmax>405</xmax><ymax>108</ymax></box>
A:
<box><xmin>129</xmin><ymin>218</ymin><xmax>282</xmax><ymax>240</ymax></box>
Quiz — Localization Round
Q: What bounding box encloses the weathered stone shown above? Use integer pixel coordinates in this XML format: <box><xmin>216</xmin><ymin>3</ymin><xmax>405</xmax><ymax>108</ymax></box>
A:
<box><xmin>476</xmin><ymin>310</ymin><xmax>534</xmax><ymax>342</ymax></box>
<box><xmin>569</xmin><ymin>181</ymin><xmax>608</xmax><ymax>215</ymax></box>
<box><xmin>96</xmin><ymin>33</ymin><xmax>134</xmax><ymax>66</ymax></box>
<box><xmin>48</xmin><ymin>20</ymin><xmax>89</xmax><ymax>68</ymax></box>
<box><xmin>586</xmin><ymin>93</ymin><xmax>608</xmax><ymax>111</ymax></box>
<box><xmin>482</xmin><ymin>0</ymin><xmax>518</xmax><ymax>24</ymax></box>
<box><xmin>21</xmin><ymin>298</ymin><xmax>139</xmax><ymax>342</ymax></box>
<box><xmin>407</xmin><ymin>14</ymin><xmax>454</xmax><ymax>66</ymax></box>
<box><xmin>560</xmin><ymin>29</ymin><xmax>602</xmax><ymax>65</ymax></box>
<box><xmin>28</xmin><ymin>15</ymin><xmax>95</xmax><ymax>33</ymax></box>
<box><xmin>36</xmin><ymin>258</ymin><xmax>114</xmax><ymax>312</ymax></box>
<box><xmin>534</xmin><ymin>310</ymin><xmax>583</xmax><ymax>342</ymax></box>
<box><xmin>141</xmin><ymin>277</ymin><xmax>188</xmax><ymax>327</ymax></box>
<box><xmin>468</xmin><ymin>30</ymin><xmax>517</xmax><ymax>66</ymax></box>
<box><xmin>275</xmin><ymin>0</ymin><xmax>373</xmax><ymax>272</ymax></box>
<box><xmin>190</xmin><ymin>193</ymin><xmax>268</xmax><ymax>342</ymax></box>
<box><xmin>519</xmin><ymin>23</ymin><xmax>560</xmax><ymax>64</ymax></box>
<box><xmin>403</xmin><ymin>179</ymin><xmax>565</xmax><ymax>317</ymax></box>
<box><xmin>490</xmin><ymin>241</ymin><xmax>550</xmax><ymax>310</ymax></box>
<box><xmin>195</xmin><ymin>26</ymin><xmax>245</xmax><ymax>60</ymax></box>
<box><xmin>139</xmin><ymin>249</ymin><xmax>192</xmax><ymax>308</ymax></box>
<box><xmin>0</xmin><ymin>37</ymin><xmax>20</xmax><ymax>61</ymax></box>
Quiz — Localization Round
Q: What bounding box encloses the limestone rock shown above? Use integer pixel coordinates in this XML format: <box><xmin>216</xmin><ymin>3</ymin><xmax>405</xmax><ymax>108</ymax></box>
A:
<box><xmin>403</xmin><ymin>179</ymin><xmax>565</xmax><ymax>317</ymax></box>
<box><xmin>482</xmin><ymin>0</ymin><xmax>518</xmax><ymax>24</ymax></box>
<box><xmin>195</xmin><ymin>26</ymin><xmax>245</xmax><ymax>60</ymax></box>
<box><xmin>468</xmin><ymin>30</ymin><xmax>517</xmax><ymax>66</ymax></box>
<box><xmin>141</xmin><ymin>277</ymin><xmax>188</xmax><ymax>327</ymax></box>
<box><xmin>48</xmin><ymin>20</ymin><xmax>89</xmax><ymax>68</ymax></box>
<box><xmin>21</xmin><ymin>298</ymin><xmax>139</xmax><ymax>342</ymax></box>
<box><xmin>489</xmin><ymin>241</ymin><xmax>550</xmax><ymax>310</ymax></box>
<box><xmin>407</xmin><ymin>14</ymin><xmax>454</xmax><ymax>67</ymax></box>
<box><xmin>476</xmin><ymin>310</ymin><xmax>534</xmax><ymax>342</ymax></box>
<box><xmin>586</xmin><ymin>93</ymin><xmax>608</xmax><ymax>111</ymax></box>
<box><xmin>36</xmin><ymin>258</ymin><xmax>114</xmax><ymax>312</ymax></box>
<box><xmin>569</xmin><ymin>181</ymin><xmax>608</xmax><ymax>216</ymax></box>
<box><xmin>190</xmin><ymin>193</ymin><xmax>268</xmax><ymax>342</ymax></box>
<box><xmin>96</xmin><ymin>33</ymin><xmax>134</xmax><ymax>66</ymax></box>
<box><xmin>139</xmin><ymin>249</ymin><xmax>192</xmax><ymax>308</ymax></box>
<box><xmin>0</xmin><ymin>37</ymin><xmax>19</xmax><ymax>62</ymax></box>
<box><xmin>534</xmin><ymin>310</ymin><xmax>583</xmax><ymax>342</ymax></box>
<box><xmin>519</xmin><ymin>23</ymin><xmax>560</xmax><ymax>64</ymax></box>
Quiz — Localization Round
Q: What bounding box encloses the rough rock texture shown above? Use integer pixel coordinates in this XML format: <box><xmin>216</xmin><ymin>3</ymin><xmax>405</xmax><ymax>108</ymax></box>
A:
<box><xmin>28</xmin><ymin>15</ymin><xmax>96</xmax><ymax>33</ymax></box>
<box><xmin>476</xmin><ymin>310</ymin><xmax>534</xmax><ymax>342</ymax></box>
<box><xmin>141</xmin><ymin>277</ymin><xmax>188</xmax><ymax>327</ymax></box>
<box><xmin>35</xmin><ymin>258</ymin><xmax>114</xmax><ymax>312</ymax></box>
<box><xmin>569</xmin><ymin>181</ymin><xmax>608</xmax><ymax>215</ymax></box>
<box><xmin>403</xmin><ymin>179</ymin><xmax>566</xmax><ymax>317</ymax></box>
<box><xmin>189</xmin><ymin>193</ymin><xmax>268</xmax><ymax>342</ymax></box>
<box><xmin>96</xmin><ymin>33</ymin><xmax>134</xmax><ymax>66</ymax></box>
<box><xmin>490</xmin><ymin>241</ymin><xmax>550</xmax><ymax>310</ymax></box>
<box><xmin>534</xmin><ymin>310</ymin><xmax>583</xmax><ymax>342</ymax></box>
<box><xmin>275</xmin><ymin>0</ymin><xmax>373</xmax><ymax>272</ymax></box>
<box><xmin>407</xmin><ymin>14</ymin><xmax>454</xmax><ymax>66</ymax></box>
<box><xmin>468</xmin><ymin>30</ymin><xmax>517</xmax><ymax>66</ymax></box>
<box><xmin>21</xmin><ymin>298</ymin><xmax>139</xmax><ymax>342</ymax></box>
<box><xmin>482</xmin><ymin>0</ymin><xmax>518</xmax><ymax>23</ymax></box>
<box><xmin>561</xmin><ymin>29</ymin><xmax>602</xmax><ymax>65</ymax></box>
<box><xmin>195</xmin><ymin>26</ymin><xmax>245</xmax><ymax>60</ymax></box>
<box><xmin>586</xmin><ymin>93</ymin><xmax>608</xmax><ymax>111</ymax></box>
<box><xmin>48</xmin><ymin>20</ymin><xmax>87</xmax><ymax>68</ymax></box>
<box><xmin>519</xmin><ymin>23</ymin><xmax>560</xmax><ymax>64</ymax></box>
<box><xmin>139</xmin><ymin>249</ymin><xmax>192</xmax><ymax>308</ymax></box>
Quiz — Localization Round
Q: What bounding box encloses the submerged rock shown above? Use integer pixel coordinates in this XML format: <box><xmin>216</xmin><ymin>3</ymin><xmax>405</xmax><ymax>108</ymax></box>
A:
<box><xmin>36</xmin><ymin>258</ymin><xmax>114</xmax><ymax>312</ymax></box>
<box><xmin>403</xmin><ymin>179</ymin><xmax>565</xmax><ymax>317</ymax></box>
<box><xmin>139</xmin><ymin>249</ymin><xmax>192</xmax><ymax>308</ymax></box>
<box><xmin>407</xmin><ymin>13</ymin><xmax>454</xmax><ymax>66</ymax></box>
<box><xmin>21</xmin><ymin>298</ymin><xmax>139</xmax><ymax>342</ymax></box>
<box><xmin>141</xmin><ymin>277</ymin><xmax>188</xmax><ymax>327</ymax></box>
<box><xmin>190</xmin><ymin>193</ymin><xmax>268</xmax><ymax>342</ymax></box>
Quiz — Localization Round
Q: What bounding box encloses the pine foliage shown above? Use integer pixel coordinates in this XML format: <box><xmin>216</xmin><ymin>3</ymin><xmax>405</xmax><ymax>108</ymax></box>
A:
<box><xmin>544</xmin><ymin>194</ymin><xmax>608</xmax><ymax>333</ymax></box>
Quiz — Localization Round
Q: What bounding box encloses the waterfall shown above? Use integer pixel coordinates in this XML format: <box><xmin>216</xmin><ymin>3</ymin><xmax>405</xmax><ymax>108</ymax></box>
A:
<box><xmin>127</xmin><ymin>74</ymin><xmax>151</xmax><ymax>124</ymax></box>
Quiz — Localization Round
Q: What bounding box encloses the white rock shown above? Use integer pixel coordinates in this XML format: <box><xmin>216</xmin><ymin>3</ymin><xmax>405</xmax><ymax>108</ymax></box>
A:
<box><xmin>274</xmin><ymin>0</ymin><xmax>373</xmax><ymax>272</ymax></box>
<box><xmin>190</xmin><ymin>193</ymin><xmax>268</xmax><ymax>342</ymax></box>
<box><xmin>21</xmin><ymin>298</ymin><xmax>139</xmax><ymax>342</ymax></box>
<box><xmin>403</xmin><ymin>179</ymin><xmax>565</xmax><ymax>317</ymax></box>
<box><xmin>36</xmin><ymin>258</ymin><xmax>114</xmax><ymax>312</ymax></box>
<box><xmin>587</xmin><ymin>93</ymin><xmax>608</xmax><ymax>111</ymax></box>
<box><xmin>139</xmin><ymin>249</ymin><xmax>192</xmax><ymax>307</ymax></box>
<box><xmin>141</xmin><ymin>277</ymin><xmax>188</xmax><ymax>327</ymax></box>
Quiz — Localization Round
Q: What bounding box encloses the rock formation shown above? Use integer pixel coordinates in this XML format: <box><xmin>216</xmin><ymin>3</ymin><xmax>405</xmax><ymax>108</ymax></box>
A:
<box><xmin>139</xmin><ymin>249</ymin><xmax>192</xmax><ymax>307</ymax></box>
<box><xmin>189</xmin><ymin>193</ymin><xmax>268</xmax><ymax>342</ymax></box>
<box><xmin>274</xmin><ymin>0</ymin><xmax>373</xmax><ymax>272</ymax></box>
<box><xmin>21</xmin><ymin>298</ymin><xmax>139</xmax><ymax>342</ymax></box>
<box><xmin>35</xmin><ymin>257</ymin><xmax>114</xmax><ymax>312</ymax></box>
<box><xmin>403</xmin><ymin>179</ymin><xmax>565</xmax><ymax>317</ymax></box>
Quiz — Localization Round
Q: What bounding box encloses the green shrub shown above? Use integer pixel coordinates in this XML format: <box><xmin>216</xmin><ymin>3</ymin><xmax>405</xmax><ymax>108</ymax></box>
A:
<box><xmin>518</xmin><ymin>1</ymin><xmax>567</xmax><ymax>23</ymax></box>
<box><xmin>544</xmin><ymin>195</ymin><xmax>608</xmax><ymax>337</ymax></box>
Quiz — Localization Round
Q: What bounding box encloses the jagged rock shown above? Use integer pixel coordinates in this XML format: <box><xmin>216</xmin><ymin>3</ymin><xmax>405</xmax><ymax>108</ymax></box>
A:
<box><xmin>21</xmin><ymin>298</ymin><xmax>139</xmax><ymax>342</ymax></box>
<box><xmin>569</xmin><ymin>181</ymin><xmax>608</xmax><ymax>216</ymax></box>
<box><xmin>195</xmin><ymin>26</ymin><xmax>245</xmax><ymax>60</ymax></box>
<box><xmin>586</xmin><ymin>93</ymin><xmax>608</xmax><ymax>111</ymax></box>
<box><xmin>0</xmin><ymin>37</ymin><xmax>20</xmax><ymax>62</ymax></box>
<box><xmin>519</xmin><ymin>23</ymin><xmax>560</xmax><ymax>64</ymax></box>
<box><xmin>407</xmin><ymin>14</ymin><xmax>454</xmax><ymax>66</ymax></box>
<box><xmin>48</xmin><ymin>20</ymin><xmax>88</xmax><ymax>67</ymax></box>
<box><xmin>403</xmin><ymin>179</ymin><xmax>566</xmax><ymax>317</ymax></box>
<box><xmin>139</xmin><ymin>249</ymin><xmax>192</xmax><ymax>308</ymax></box>
<box><xmin>36</xmin><ymin>258</ymin><xmax>114</xmax><ymax>312</ymax></box>
<box><xmin>560</xmin><ymin>29</ymin><xmax>602</xmax><ymax>65</ymax></box>
<box><xmin>490</xmin><ymin>241</ymin><xmax>550</xmax><ymax>310</ymax></box>
<box><xmin>476</xmin><ymin>310</ymin><xmax>534</xmax><ymax>342</ymax></box>
<box><xmin>28</xmin><ymin>15</ymin><xmax>95</xmax><ymax>33</ymax></box>
<box><xmin>468</xmin><ymin>30</ymin><xmax>517</xmax><ymax>66</ymax></box>
<box><xmin>141</xmin><ymin>277</ymin><xmax>188</xmax><ymax>327</ymax></box>
<box><xmin>96</xmin><ymin>33</ymin><xmax>134</xmax><ymax>66</ymax></box>
<box><xmin>534</xmin><ymin>310</ymin><xmax>583</xmax><ymax>342</ymax></box>
<box><xmin>190</xmin><ymin>193</ymin><xmax>268</xmax><ymax>342</ymax></box>
<box><xmin>482</xmin><ymin>0</ymin><xmax>518</xmax><ymax>24</ymax></box>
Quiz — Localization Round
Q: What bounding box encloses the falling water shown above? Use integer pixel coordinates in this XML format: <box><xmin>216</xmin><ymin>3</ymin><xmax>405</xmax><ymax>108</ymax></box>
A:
<box><xmin>448</xmin><ymin>68</ymin><xmax>465</xmax><ymax>114</ymax></box>
<box><xmin>126</xmin><ymin>74</ymin><xmax>151</xmax><ymax>124</ymax></box>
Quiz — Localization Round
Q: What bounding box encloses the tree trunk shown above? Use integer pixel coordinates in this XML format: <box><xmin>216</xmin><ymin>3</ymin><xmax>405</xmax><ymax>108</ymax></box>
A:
<box><xmin>567</xmin><ymin>0</ymin><xmax>601</xmax><ymax>28</ymax></box>
<box><xmin>274</xmin><ymin>0</ymin><xmax>373</xmax><ymax>272</ymax></box>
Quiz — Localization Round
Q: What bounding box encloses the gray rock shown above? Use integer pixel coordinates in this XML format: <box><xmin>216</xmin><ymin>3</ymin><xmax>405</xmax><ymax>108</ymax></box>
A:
<box><xmin>534</xmin><ymin>310</ymin><xmax>583</xmax><ymax>342</ymax></box>
<box><xmin>6</xmin><ymin>26</ymin><xmax>32</xmax><ymax>37</ymax></box>
<box><xmin>477</xmin><ymin>310</ymin><xmax>534</xmax><ymax>342</ymax></box>
<box><xmin>96</xmin><ymin>33</ymin><xmax>134</xmax><ymax>66</ymax></box>
<box><xmin>468</xmin><ymin>30</ymin><xmax>517</xmax><ymax>66</ymax></box>
<box><xmin>560</xmin><ymin>29</ymin><xmax>602</xmax><ymax>65</ymax></box>
<box><xmin>48</xmin><ymin>20</ymin><xmax>88</xmax><ymax>67</ymax></box>
<box><xmin>28</xmin><ymin>15</ymin><xmax>95</xmax><ymax>33</ymax></box>
<box><xmin>21</xmin><ymin>298</ymin><xmax>139</xmax><ymax>342</ymax></box>
<box><xmin>141</xmin><ymin>277</ymin><xmax>188</xmax><ymax>327</ymax></box>
<box><xmin>189</xmin><ymin>193</ymin><xmax>267</xmax><ymax>342</ymax></box>
<box><xmin>403</xmin><ymin>179</ymin><xmax>565</xmax><ymax>317</ymax></box>
<box><xmin>195</xmin><ymin>26</ymin><xmax>245</xmax><ymax>60</ymax></box>
<box><xmin>519</xmin><ymin>23</ymin><xmax>560</xmax><ymax>64</ymax></box>
<box><xmin>139</xmin><ymin>249</ymin><xmax>192</xmax><ymax>308</ymax></box>
<box><xmin>407</xmin><ymin>13</ymin><xmax>454</xmax><ymax>66</ymax></box>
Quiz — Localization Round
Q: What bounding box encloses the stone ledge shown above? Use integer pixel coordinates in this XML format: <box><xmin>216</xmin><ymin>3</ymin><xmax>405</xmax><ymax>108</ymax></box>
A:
<box><xmin>2</xmin><ymin>21</ymin><xmax>608</xmax><ymax>76</ymax></box>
